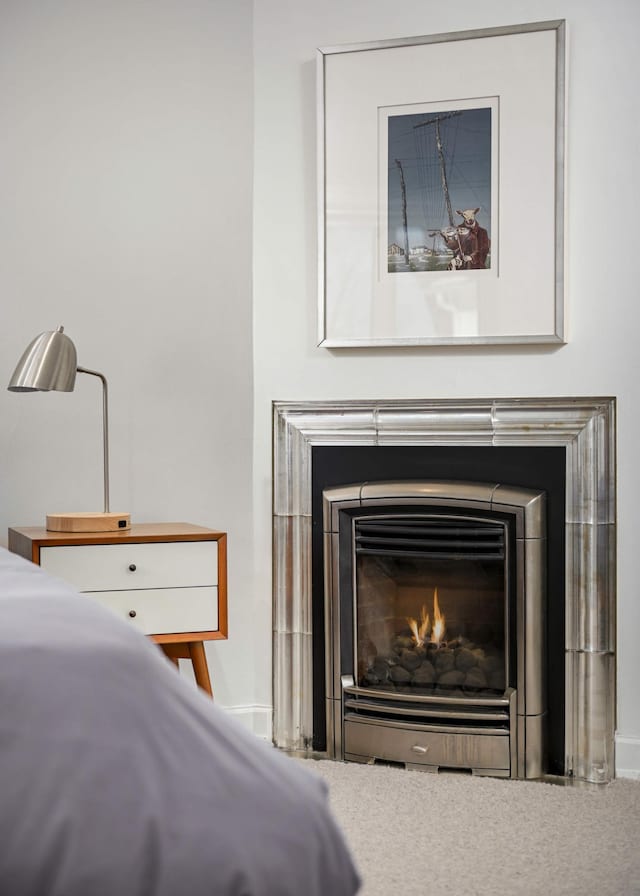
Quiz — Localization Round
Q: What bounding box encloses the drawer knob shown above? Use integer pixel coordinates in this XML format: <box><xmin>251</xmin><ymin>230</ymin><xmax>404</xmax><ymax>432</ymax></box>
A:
<box><xmin>128</xmin><ymin>609</ymin><xmax>137</xmax><ymax>618</ymax></box>
<box><xmin>128</xmin><ymin>563</ymin><xmax>137</xmax><ymax>572</ymax></box>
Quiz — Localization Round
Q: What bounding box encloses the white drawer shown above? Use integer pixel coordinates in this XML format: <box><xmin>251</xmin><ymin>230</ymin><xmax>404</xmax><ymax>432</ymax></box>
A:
<box><xmin>87</xmin><ymin>586</ymin><xmax>218</xmax><ymax>635</ymax></box>
<box><xmin>40</xmin><ymin>540</ymin><xmax>218</xmax><ymax>592</ymax></box>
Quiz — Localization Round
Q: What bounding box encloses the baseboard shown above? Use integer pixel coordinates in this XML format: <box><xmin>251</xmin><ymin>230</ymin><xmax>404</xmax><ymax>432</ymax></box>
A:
<box><xmin>221</xmin><ymin>704</ymin><xmax>273</xmax><ymax>740</ymax></box>
<box><xmin>615</xmin><ymin>733</ymin><xmax>640</xmax><ymax>779</ymax></box>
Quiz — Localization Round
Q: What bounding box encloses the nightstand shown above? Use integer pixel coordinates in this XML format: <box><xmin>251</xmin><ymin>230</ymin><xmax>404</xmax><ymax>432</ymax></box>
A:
<box><xmin>8</xmin><ymin>523</ymin><xmax>227</xmax><ymax>698</ymax></box>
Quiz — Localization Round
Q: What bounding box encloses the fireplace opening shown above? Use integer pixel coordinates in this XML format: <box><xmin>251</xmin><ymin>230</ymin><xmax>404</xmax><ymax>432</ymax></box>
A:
<box><xmin>353</xmin><ymin>513</ymin><xmax>512</xmax><ymax>699</ymax></box>
<box><xmin>311</xmin><ymin>445</ymin><xmax>566</xmax><ymax>775</ymax></box>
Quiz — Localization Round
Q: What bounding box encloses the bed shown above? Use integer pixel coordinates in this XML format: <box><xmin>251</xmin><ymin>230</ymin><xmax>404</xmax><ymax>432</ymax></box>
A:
<box><xmin>0</xmin><ymin>547</ymin><xmax>360</xmax><ymax>896</ymax></box>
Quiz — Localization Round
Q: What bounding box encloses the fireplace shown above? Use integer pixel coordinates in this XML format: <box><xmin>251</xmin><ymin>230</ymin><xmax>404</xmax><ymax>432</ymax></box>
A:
<box><xmin>323</xmin><ymin>480</ymin><xmax>546</xmax><ymax>778</ymax></box>
<box><xmin>272</xmin><ymin>398</ymin><xmax>616</xmax><ymax>784</ymax></box>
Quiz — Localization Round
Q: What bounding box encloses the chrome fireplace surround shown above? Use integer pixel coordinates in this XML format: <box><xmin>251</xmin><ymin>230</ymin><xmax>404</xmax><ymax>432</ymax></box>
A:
<box><xmin>272</xmin><ymin>398</ymin><xmax>616</xmax><ymax>784</ymax></box>
<box><xmin>323</xmin><ymin>480</ymin><xmax>546</xmax><ymax>779</ymax></box>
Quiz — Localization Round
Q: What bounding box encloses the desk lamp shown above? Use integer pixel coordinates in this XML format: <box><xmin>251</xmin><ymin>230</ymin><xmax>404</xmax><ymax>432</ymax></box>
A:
<box><xmin>8</xmin><ymin>325</ymin><xmax>130</xmax><ymax>532</ymax></box>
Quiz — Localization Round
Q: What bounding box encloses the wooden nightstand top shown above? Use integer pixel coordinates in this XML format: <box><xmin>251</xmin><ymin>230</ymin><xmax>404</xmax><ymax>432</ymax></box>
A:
<box><xmin>9</xmin><ymin>522</ymin><xmax>225</xmax><ymax>551</ymax></box>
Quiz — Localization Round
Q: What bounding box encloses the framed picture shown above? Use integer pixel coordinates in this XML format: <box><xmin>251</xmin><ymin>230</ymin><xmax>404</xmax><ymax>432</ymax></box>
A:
<box><xmin>317</xmin><ymin>21</ymin><xmax>566</xmax><ymax>347</ymax></box>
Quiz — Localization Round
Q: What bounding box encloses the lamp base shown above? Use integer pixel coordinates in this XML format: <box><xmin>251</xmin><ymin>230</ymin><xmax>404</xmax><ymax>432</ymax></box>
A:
<box><xmin>46</xmin><ymin>512</ymin><xmax>131</xmax><ymax>533</ymax></box>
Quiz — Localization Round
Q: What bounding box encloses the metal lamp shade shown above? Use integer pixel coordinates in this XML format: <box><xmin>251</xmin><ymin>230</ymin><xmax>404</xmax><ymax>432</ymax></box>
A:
<box><xmin>8</xmin><ymin>326</ymin><xmax>77</xmax><ymax>393</ymax></box>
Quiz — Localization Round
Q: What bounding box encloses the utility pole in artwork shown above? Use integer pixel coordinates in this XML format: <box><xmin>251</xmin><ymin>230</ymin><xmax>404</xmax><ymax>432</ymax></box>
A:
<box><xmin>414</xmin><ymin>111</ymin><xmax>462</xmax><ymax>228</ymax></box>
<box><xmin>394</xmin><ymin>159</ymin><xmax>410</xmax><ymax>264</ymax></box>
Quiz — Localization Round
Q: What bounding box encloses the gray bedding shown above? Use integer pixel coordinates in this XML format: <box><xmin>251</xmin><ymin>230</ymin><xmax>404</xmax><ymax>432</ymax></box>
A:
<box><xmin>0</xmin><ymin>547</ymin><xmax>360</xmax><ymax>896</ymax></box>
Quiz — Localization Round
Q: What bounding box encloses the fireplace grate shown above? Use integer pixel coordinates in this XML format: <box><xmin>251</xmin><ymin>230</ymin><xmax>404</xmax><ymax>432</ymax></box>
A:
<box><xmin>355</xmin><ymin>517</ymin><xmax>505</xmax><ymax>561</ymax></box>
<box><xmin>343</xmin><ymin>688</ymin><xmax>510</xmax><ymax>732</ymax></box>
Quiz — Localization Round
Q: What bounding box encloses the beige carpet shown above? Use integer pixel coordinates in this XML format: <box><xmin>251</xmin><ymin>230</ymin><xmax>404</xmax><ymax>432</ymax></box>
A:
<box><xmin>300</xmin><ymin>758</ymin><xmax>640</xmax><ymax>896</ymax></box>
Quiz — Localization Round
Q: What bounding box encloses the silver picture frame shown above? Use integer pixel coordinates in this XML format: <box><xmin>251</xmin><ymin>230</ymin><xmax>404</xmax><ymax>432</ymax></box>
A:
<box><xmin>317</xmin><ymin>21</ymin><xmax>566</xmax><ymax>347</ymax></box>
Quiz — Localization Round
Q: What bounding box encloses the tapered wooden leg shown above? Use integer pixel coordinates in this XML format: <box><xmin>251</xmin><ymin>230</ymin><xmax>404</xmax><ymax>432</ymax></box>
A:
<box><xmin>156</xmin><ymin>640</ymin><xmax>213</xmax><ymax>698</ymax></box>
<box><xmin>188</xmin><ymin>642</ymin><xmax>213</xmax><ymax>698</ymax></box>
<box><xmin>159</xmin><ymin>644</ymin><xmax>181</xmax><ymax>668</ymax></box>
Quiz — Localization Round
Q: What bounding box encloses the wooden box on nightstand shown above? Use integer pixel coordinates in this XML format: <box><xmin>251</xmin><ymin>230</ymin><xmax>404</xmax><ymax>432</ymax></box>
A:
<box><xmin>8</xmin><ymin>522</ymin><xmax>227</xmax><ymax>698</ymax></box>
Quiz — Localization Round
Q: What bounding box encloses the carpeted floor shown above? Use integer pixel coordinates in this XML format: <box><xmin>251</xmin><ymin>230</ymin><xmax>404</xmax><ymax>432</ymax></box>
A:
<box><xmin>299</xmin><ymin>758</ymin><xmax>640</xmax><ymax>896</ymax></box>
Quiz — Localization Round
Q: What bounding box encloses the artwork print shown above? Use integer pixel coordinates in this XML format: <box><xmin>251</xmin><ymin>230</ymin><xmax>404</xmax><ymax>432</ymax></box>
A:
<box><xmin>318</xmin><ymin>22</ymin><xmax>565</xmax><ymax>346</ymax></box>
<box><xmin>386</xmin><ymin>105</ymin><xmax>492</xmax><ymax>273</ymax></box>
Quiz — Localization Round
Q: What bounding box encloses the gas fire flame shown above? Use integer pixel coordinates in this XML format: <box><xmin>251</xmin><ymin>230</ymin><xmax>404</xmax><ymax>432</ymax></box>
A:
<box><xmin>431</xmin><ymin>588</ymin><xmax>445</xmax><ymax>646</ymax></box>
<box><xmin>407</xmin><ymin>588</ymin><xmax>446</xmax><ymax>647</ymax></box>
<box><xmin>407</xmin><ymin>604</ymin><xmax>430</xmax><ymax>647</ymax></box>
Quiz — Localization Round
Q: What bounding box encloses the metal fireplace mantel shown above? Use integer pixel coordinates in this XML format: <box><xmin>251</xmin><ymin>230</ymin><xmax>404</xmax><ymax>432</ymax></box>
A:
<box><xmin>272</xmin><ymin>398</ymin><xmax>616</xmax><ymax>785</ymax></box>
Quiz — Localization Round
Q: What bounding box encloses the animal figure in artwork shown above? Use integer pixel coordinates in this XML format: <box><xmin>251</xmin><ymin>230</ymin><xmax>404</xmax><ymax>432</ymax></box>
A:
<box><xmin>441</xmin><ymin>208</ymin><xmax>490</xmax><ymax>270</ymax></box>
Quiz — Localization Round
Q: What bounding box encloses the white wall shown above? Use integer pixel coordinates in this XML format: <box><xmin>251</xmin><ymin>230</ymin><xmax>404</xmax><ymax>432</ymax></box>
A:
<box><xmin>0</xmin><ymin>1</ymin><xmax>257</xmax><ymax>718</ymax></box>
<box><xmin>1</xmin><ymin>0</ymin><xmax>638</xmax><ymax>774</ymax></box>
<box><xmin>253</xmin><ymin>0</ymin><xmax>640</xmax><ymax>774</ymax></box>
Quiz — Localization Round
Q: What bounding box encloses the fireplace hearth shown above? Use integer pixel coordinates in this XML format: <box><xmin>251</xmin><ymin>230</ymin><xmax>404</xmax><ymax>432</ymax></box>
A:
<box><xmin>272</xmin><ymin>398</ymin><xmax>616</xmax><ymax>784</ymax></box>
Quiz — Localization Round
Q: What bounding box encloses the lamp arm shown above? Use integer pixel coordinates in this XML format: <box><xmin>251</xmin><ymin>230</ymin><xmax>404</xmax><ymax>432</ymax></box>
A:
<box><xmin>76</xmin><ymin>366</ymin><xmax>110</xmax><ymax>514</ymax></box>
